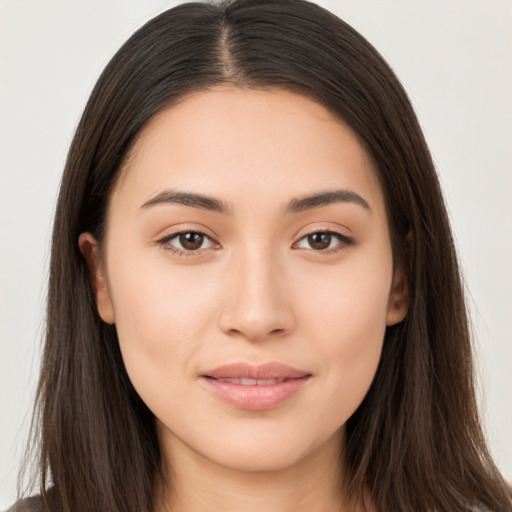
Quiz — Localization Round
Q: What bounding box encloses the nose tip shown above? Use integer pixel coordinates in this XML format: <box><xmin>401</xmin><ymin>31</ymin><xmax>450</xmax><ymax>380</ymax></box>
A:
<box><xmin>217</xmin><ymin>253</ymin><xmax>295</xmax><ymax>342</ymax></box>
<box><xmin>225</xmin><ymin>319</ymin><xmax>287</xmax><ymax>343</ymax></box>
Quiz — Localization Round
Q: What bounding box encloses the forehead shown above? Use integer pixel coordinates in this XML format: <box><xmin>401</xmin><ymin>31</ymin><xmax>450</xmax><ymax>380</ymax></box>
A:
<box><xmin>112</xmin><ymin>87</ymin><xmax>385</xmax><ymax>217</ymax></box>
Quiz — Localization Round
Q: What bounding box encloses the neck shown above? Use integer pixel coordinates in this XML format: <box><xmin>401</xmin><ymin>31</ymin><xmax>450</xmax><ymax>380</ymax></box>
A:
<box><xmin>155</xmin><ymin>429</ymin><xmax>371</xmax><ymax>512</ymax></box>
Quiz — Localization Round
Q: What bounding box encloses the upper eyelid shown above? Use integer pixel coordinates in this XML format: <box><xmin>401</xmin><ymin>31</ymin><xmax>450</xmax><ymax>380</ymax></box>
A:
<box><xmin>297</xmin><ymin>227</ymin><xmax>350</xmax><ymax>238</ymax></box>
<box><xmin>157</xmin><ymin>226</ymin><xmax>217</xmax><ymax>242</ymax></box>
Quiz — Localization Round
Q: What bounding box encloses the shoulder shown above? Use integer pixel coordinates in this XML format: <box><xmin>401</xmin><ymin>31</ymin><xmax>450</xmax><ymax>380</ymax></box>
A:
<box><xmin>6</xmin><ymin>496</ymin><xmax>44</xmax><ymax>512</ymax></box>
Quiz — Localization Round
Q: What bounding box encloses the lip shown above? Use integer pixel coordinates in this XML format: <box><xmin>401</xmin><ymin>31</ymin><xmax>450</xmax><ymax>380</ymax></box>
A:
<box><xmin>200</xmin><ymin>362</ymin><xmax>312</xmax><ymax>411</ymax></box>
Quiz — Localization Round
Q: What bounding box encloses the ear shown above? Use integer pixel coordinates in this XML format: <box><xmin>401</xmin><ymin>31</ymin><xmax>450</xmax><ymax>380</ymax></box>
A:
<box><xmin>386</xmin><ymin>263</ymin><xmax>409</xmax><ymax>326</ymax></box>
<box><xmin>78</xmin><ymin>232</ymin><xmax>115</xmax><ymax>324</ymax></box>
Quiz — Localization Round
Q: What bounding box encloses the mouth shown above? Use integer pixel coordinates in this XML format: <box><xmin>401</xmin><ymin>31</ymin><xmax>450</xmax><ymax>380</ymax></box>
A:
<box><xmin>200</xmin><ymin>362</ymin><xmax>312</xmax><ymax>411</ymax></box>
<box><xmin>210</xmin><ymin>377</ymin><xmax>289</xmax><ymax>385</ymax></box>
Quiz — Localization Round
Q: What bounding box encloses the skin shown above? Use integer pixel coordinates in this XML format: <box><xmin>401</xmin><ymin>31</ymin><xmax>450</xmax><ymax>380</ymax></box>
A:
<box><xmin>80</xmin><ymin>88</ymin><xmax>408</xmax><ymax>512</ymax></box>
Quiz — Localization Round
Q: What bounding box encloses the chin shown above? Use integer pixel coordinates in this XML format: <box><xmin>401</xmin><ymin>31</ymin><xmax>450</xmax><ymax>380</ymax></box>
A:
<box><xmin>206</xmin><ymin>445</ymin><xmax>312</xmax><ymax>473</ymax></box>
<box><xmin>186</xmin><ymin>424</ymin><xmax>344</xmax><ymax>475</ymax></box>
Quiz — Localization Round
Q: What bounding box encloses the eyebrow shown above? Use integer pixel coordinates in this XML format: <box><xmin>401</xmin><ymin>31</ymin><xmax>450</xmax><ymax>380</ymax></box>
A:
<box><xmin>284</xmin><ymin>189</ymin><xmax>371</xmax><ymax>214</ymax></box>
<box><xmin>140</xmin><ymin>188</ymin><xmax>371</xmax><ymax>215</ymax></box>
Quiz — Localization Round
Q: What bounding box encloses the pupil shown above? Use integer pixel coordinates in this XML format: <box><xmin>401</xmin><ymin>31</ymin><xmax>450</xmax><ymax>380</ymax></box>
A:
<box><xmin>180</xmin><ymin>232</ymin><xmax>203</xmax><ymax>250</ymax></box>
<box><xmin>309</xmin><ymin>233</ymin><xmax>331</xmax><ymax>250</ymax></box>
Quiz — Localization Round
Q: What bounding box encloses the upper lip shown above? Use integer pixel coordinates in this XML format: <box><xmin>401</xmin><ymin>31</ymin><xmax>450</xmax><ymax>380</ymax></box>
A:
<box><xmin>202</xmin><ymin>362</ymin><xmax>311</xmax><ymax>380</ymax></box>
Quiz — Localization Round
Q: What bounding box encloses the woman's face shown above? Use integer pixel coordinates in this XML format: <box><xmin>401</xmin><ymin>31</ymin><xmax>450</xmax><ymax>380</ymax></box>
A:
<box><xmin>80</xmin><ymin>88</ymin><xmax>407</xmax><ymax>474</ymax></box>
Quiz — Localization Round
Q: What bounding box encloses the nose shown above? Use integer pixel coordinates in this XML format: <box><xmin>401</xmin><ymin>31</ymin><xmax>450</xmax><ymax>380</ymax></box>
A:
<box><xmin>217</xmin><ymin>244</ymin><xmax>295</xmax><ymax>342</ymax></box>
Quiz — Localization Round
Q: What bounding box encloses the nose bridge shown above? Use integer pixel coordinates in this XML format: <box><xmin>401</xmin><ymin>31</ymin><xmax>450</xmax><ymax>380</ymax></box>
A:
<box><xmin>218</xmin><ymin>240</ymin><xmax>294</xmax><ymax>341</ymax></box>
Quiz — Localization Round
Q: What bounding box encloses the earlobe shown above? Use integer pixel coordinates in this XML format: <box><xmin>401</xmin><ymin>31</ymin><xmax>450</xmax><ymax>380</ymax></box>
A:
<box><xmin>386</xmin><ymin>264</ymin><xmax>409</xmax><ymax>326</ymax></box>
<box><xmin>78</xmin><ymin>232</ymin><xmax>115</xmax><ymax>325</ymax></box>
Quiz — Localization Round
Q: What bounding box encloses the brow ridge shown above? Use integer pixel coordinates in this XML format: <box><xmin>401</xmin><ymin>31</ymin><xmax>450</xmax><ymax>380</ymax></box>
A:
<box><xmin>140</xmin><ymin>188</ymin><xmax>371</xmax><ymax>215</ymax></box>
<box><xmin>284</xmin><ymin>189</ymin><xmax>371</xmax><ymax>214</ymax></box>
<box><xmin>141</xmin><ymin>190</ymin><xmax>232</xmax><ymax>214</ymax></box>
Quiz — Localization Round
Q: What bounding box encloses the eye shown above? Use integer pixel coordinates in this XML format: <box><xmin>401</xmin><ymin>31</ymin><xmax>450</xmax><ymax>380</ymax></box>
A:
<box><xmin>158</xmin><ymin>229</ymin><xmax>352</xmax><ymax>256</ymax></box>
<box><xmin>158</xmin><ymin>230</ymin><xmax>217</xmax><ymax>255</ymax></box>
<box><xmin>294</xmin><ymin>230</ymin><xmax>353</xmax><ymax>253</ymax></box>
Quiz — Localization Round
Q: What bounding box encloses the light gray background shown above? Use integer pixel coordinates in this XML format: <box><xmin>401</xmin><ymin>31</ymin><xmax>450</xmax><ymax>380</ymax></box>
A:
<box><xmin>1</xmin><ymin>0</ymin><xmax>511</xmax><ymax>508</ymax></box>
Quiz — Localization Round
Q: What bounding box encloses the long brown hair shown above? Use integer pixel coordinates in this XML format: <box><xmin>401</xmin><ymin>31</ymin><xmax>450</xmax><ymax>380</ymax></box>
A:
<box><xmin>19</xmin><ymin>0</ymin><xmax>512</xmax><ymax>511</ymax></box>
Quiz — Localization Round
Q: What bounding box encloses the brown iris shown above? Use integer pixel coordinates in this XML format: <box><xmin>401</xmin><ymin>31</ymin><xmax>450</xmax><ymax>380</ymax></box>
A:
<box><xmin>308</xmin><ymin>232</ymin><xmax>332</xmax><ymax>250</ymax></box>
<box><xmin>179</xmin><ymin>232</ymin><xmax>204</xmax><ymax>250</ymax></box>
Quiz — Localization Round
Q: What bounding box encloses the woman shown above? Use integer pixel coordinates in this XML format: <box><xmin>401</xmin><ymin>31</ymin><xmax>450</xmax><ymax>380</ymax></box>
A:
<box><xmin>11</xmin><ymin>0</ymin><xmax>512</xmax><ymax>511</ymax></box>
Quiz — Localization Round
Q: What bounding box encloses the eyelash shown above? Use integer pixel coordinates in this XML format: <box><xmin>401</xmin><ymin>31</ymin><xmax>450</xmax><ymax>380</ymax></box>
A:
<box><xmin>157</xmin><ymin>228</ymin><xmax>354</xmax><ymax>257</ymax></box>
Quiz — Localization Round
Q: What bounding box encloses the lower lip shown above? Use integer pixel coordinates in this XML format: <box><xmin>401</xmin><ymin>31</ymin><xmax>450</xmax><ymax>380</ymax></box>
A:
<box><xmin>201</xmin><ymin>376</ymin><xmax>311</xmax><ymax>411</ymax></box>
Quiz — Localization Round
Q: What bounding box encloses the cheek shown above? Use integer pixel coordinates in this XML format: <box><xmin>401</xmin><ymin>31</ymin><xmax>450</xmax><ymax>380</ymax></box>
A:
<box><xmin>297</xmin><ymin>253</ymin><xmax>392</xmax><ymax>413</ymax></box>
<box><xmin>298</xmin><ymin>248</ymin><xmax>392</xmax><ymax>340</ymax></box>
<box><xmin>106</xmin><ymin>252</ymin><xmax>219</xmax><ymax>388</ymax></box>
